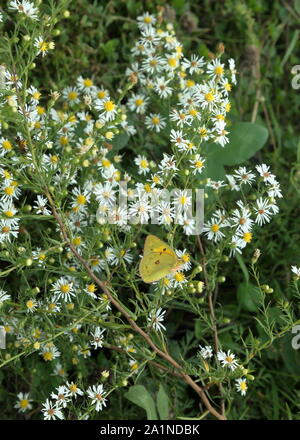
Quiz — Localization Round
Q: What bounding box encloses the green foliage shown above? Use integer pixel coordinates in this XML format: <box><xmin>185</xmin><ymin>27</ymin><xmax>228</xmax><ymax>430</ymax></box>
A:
<box><xmin>125</xmin><ymin>385</ymin><xmax>158</xmax><ymax>420</ymax></box>
<box><xmin>0</xmin><ymin>0</ymin><xmax>300</xmax><ymax>422</ymax></box>
<box><xmin>205</xmin><ymin>122</ymin><xmax>269</xmax><ymax>179</ymax></box>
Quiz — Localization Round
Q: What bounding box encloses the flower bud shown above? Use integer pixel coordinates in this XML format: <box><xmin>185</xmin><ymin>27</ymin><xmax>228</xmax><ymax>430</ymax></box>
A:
<box><xmin>252</xmin><ymin>248</ymin><xmax>261</xmax><ymax>264</ymax></box>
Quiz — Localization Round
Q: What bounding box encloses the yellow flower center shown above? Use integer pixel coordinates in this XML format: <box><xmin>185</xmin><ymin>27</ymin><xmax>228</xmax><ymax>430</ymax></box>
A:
<box><xmin>211</xmin><ymin>224</ymin><xmax>219</xmax><ymax>232</ymax></box>
<box><xmin>135</xmin><ymin>98</ymin><xmax>144</xmax><ymax>107</ymax></box>
<box><xmin>33</xmin><ymin>91</ymin><xmax>41</xmax><ymax>100</ymax></box>
<box><xmin>83</xmin><ymin>79</ymin><xmax>93</xmax><ymax>87</ymax></box>
<box><xmin>91</xmin><ymin>258</ymin><xmax>100</xmax><ymax>266</ymax></box>
<box><xmin>43</xmin><ymin>351</ymin><xmax>53</xmax><ymax>361</ymax></box>
<box><xmin>104</xmin><ymin>100</ymin><xmax>115</xmax><ymax>112</ymax></box>
<box><xmin>186</xmin><ymin>79</ymin><xmax>195</xmax><ymax>87</ymax></box>
<box><xmin>20</xmin><ymin>399</ymin><xmax>29</xmax><ymax>409</ymax></box>
<box><xmin>182</xmin><ymin>254</ymin><xmax>190</xmax><ymax>263</ymax></box>
<box><xmin>60</xmin><ymin>136</ymin><xmax>68</xmax><ymax>146</ymax></box>
<box><xmin>68</xmin><ymin>91</ymin><xmax>78</xmax><ymax>100</ymax></box>
<box><xmin>98</xmin><ymin>90</ymin><xmax>106</xmax><ymax>99</ymax></box>
<box><xmin>69</xmin><ymin>384</ymin><xmax>77</xmax><ymax>392</ymax></box>
<box><xmin>3</xmin><ymin>170</ymin><xmax>11</xmax><ymax>179</ymax></box>
<box><xmin>205</xmin><ymin>92</ymin><xmax>214</xmax><ymax>102</ymax></box>
<box><xmin>39</xmin><ymin>41</ymin><xmax>49</xmax><ymax>52</ymax></box>
<box><xmin>243</xmin><ymin>232</ymin><xmax>252</xmax><ymax>243</ymax></box>
<box><xmin>189</xmin><ymin>108</ymin><xmax>198</xmax><ymax>117</ymax></box>
<box><xmin>225</xmin><ymin>103</ymin><xmax>231</xmax><ymax>112</ymax></box>
<box><xmin>2</xmin><ymin>140</ymin><xmax>12</xmax><ymax>150</ymax></box>
<box><xmin>60</xmin><ymin>284</ymin><xmax>71</xmax><ymax>293</ymax></box>
<box><xmin>240</xmin><ymin>381</ymin><xmax>247</xmax><ymax>391</ymax></box>
<box><xmin>162</xmin><ymin>278</ymin><xmax>170</xmax><ymax>286</ymax></box>
<box><xmin>102</xmin><ymin>159</ymin><xmax>111</xmax><ymax>168</ymax></box>
<box><xmin>26</xmin><ymin>300</ymin><xmax>34</xmax><ymax>309</ymax></box>
<box><xmin>168</xmin><ymin>57</ymin><xmax>178</xmax><ymax>68</ymax></box>
<box><xmin>76</xmin><ymin>194</ymin><xmax>86</xmax><ymax>205</ymax></box>
<box><xmin>214</xmin><ymin>65</ymin><xmax>224</xmax><ymax>75</ymax></box>
<box><xmin>72</xmin><ymin>237</ymin><xmax>82</xmax><ymax>246</ymax></box>
<box><xmin>174</xmin><ymin>272</ymin><xmax>185</xmax><ymax>282</ymax></box>
<box><xmin>224</xmin><ymin>82</ymin><xmax>231</xmax><ymax>91</ymax></box>
<box><xmin>4</xmin><ymin>210</ymin><xmax>14</xmax><ymax>217</ymax></box>
<box><xmin>37</xmin><ymin>106</ymin><xmax>45</xmax><ymax>115</ymax></box>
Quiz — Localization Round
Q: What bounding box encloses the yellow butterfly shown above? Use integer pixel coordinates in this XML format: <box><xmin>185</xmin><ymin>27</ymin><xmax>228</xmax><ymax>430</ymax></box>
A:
<box><xmin>139</xmin><ymin>234</ymin><xmax>179</xmax><ymax>283</ymax></box>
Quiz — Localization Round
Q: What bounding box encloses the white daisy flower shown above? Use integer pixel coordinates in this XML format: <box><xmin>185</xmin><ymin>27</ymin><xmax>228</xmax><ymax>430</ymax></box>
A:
<box><xmin>90</xmin><ymin>327</ymin><xmax>106</xmax><ymax>349</ymax></box>
<box><xmin>87</xmin><ymin>384</ymin><xmax>107</xmax><ymax>412</ymax></box>
<box><xmin>42</xmin><ymin>399</ymin><xmax>64</xmax><ymax>420</ymax></box>
<box><xmin>235</xmin><ymin>378</ymin><xmax>248</xmax><ymax>396</ymax></box>
<box><xmin>254</xmin><ymin>197</ymin><xmax>272</xmax><ymax>226</ymax></box>
<box><xmin>14</xmin><ymin>392</ymin><xmax>33</xmax><ymax>413</ymax></box>
<box><xmin>199</xmin><ymin>345</ymin><xmax>213</xmax><ymax>359</ymax></box>
<box><xmin>217</xmin><ymin>349</ymin><xmax>239</xmax><ymax>370</ymax></box>
<box><xmin>51</xmin><ymin>386</ymin><xmax>71</xmax><ymax>408</ymax></box>
<box><xmin>148</xmin><ymin>308</ymin><xmax>166</xmax><ymax>332</ymax></box>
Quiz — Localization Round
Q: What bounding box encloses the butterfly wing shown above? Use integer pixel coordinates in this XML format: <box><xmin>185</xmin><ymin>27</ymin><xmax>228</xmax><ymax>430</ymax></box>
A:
<box><xmin>139</xmin><ymin>252</ymin><xmax>177</xmax><ymax>283</ymax></box>
<box><xmin>143</xmin><ymin>234</ymin><xmax>176</xmax><ymax>258</ymax></box>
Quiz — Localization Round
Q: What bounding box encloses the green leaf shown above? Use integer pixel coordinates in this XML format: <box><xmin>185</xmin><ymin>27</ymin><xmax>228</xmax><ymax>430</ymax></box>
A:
<box><xmin>157</xmin><ymin>384</ymin><xmax>169</xmax><ymax>420</ymax></box>
<box><xmin>205</xmin><ymin>122</ymin><xmax>269</xmax><ymax>179</ymax></box>
<box><xmin>204</xmin><ymin>156</ymin><xmax>226</xmax><ymax>181</ymax></box>
<box><xmin>280</xmin><ymin>30</ymin><xmax>299</xmax><ymax>69</ymax></box>
<box><xmin>270</xmin><ymin>379</ymin><xmax>280</xmax><ymax>420</ymax></box>
<box><xmin>236</xmin><ymin>253</ymin><xmax>249</xmax><ymax>283</ymax></box>
<box><xmin>172</xmin><ymin>0</ymin><xmax>186</xmax><ymax>14</ymax></box>
<box><xmin>112</xmin><ymin>132</ymin><xmax>130</xmax><ymax>151</ymax></box>
<box><xmin>194</xmin><ymin>318</ymin><xmax>205</xmax><ymax>339</ymax></box>
<box><xmin>295</xmin><ymin>0</ymin><xmax>300</xmax><ymax>14</ymax></box>
<box><xmin>220</xmin><ymin>122</ymin><xmax>269</xmax><ymax>165</ymax></box>
<box><xmin>125</xmin><ymin>385</ymin><xmax>158</xmax><ymax>420</ymax></box>
<box><xmin>101</xmin><ymin>39</ymin><xmax>119</xmax><ymax>58</ymax></box>
<box><xmin>237</xmin><ymin>282</ymin><xmax>262</xmax><ymax>312</ymax></box>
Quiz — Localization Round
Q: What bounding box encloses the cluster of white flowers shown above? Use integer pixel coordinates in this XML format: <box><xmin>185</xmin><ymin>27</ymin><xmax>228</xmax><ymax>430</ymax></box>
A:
<box><xmin>15</xmin><ymin>382</ymin><xmax>107</xmax><ymax>419</ymax></box>
<box><xmin>199</xmin><ymin>345</ymin><xmax>248</xmax><ymax>396</ymax></box>
<box><xmin>129</xmin><ymin>13</ymin><xmax>235</xmax><ymax>146</ymax></box>
<box><xmin>291</xmin><ymin>266</ymin><xmax>300</xmax><ymax>278</ymax></box>
<box><xmin>0</xmin><ymin>6</ymin><xmax>284</xmax><ymax>420</ymax></box>
<box><xmin>8</xmin><ymin>0</ymin><xmax>38</xmax><ymax>20</ymax></box>
<box><xmin>203</xmin><ymin>164</ymin><xmax>282</xmax><ymax>256</ymax></box>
